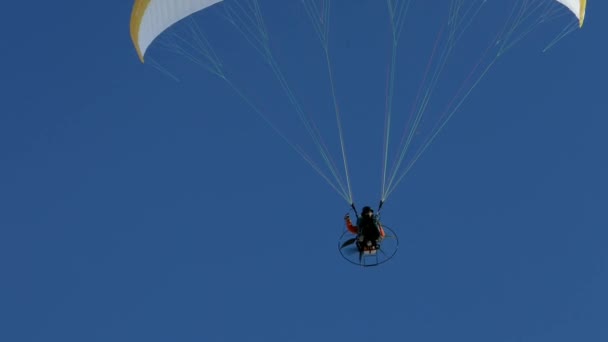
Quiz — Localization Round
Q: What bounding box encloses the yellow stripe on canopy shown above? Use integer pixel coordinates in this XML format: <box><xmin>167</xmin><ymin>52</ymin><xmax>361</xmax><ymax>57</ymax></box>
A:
<box><xmin>579</xmin><ymin>0</ymin><xmax>587</xmax><ymax>27</ymax></box>
<box><xmin>130</xmin><ymin>0</ymin><xmax>152</xmax><ymax>62</ymax></box>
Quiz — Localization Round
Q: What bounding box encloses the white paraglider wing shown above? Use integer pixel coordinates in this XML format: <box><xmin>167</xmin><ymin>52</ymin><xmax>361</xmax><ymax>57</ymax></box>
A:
<box><xmin>555</xmin><ymin>0</ymin><xmax>587</xmax><ymax>26</ymax></box>
<box><xmin>131</xmin><ymin>0</ymin><xmax>223</xmax><ymax>62</ymax></box>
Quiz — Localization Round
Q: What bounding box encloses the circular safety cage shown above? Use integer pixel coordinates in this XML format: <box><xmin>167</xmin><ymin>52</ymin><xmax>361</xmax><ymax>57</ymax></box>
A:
<box><xmin>338</xmin><ymin>225</ymin><xmax>399</xmax><ymax>267</ymax></box>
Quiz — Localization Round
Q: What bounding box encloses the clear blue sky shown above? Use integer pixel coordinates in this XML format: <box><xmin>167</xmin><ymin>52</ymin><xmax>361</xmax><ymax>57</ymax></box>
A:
<box><xmin>1</xmin><ymin>1</ymin><xmax>606</xmax><ymax>341</ymax></box>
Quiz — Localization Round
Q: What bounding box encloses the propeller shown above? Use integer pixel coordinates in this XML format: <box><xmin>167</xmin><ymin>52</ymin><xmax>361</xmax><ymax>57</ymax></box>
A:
<box><xmin>340</xmin><ymin>238</ymin><xmax>357</xmax><ymax>249</ymax></box>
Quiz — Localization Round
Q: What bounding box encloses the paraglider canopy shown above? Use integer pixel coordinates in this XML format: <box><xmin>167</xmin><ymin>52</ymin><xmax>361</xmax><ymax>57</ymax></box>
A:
<box><xmin>556</xmin><ymin>0</ymin><xmax>586</xmax><ymax>26</ymax></box>
<box><xmin>130</xmin><ymin>0</ymin><xmax>224</xmax><ymax>62</ymax></box>
<box><xmin>130</xmin><ymin>0</ymin><xmax>587</xmax><ymax>63</ymax></box>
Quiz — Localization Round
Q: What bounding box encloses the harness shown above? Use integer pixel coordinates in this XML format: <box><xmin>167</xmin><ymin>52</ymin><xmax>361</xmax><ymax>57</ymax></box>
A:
<box><xmin>357</xmin><ymin>216</ymin><xmax>382</xmax><ymax>245</ymax></box>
